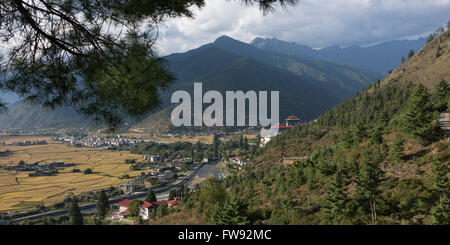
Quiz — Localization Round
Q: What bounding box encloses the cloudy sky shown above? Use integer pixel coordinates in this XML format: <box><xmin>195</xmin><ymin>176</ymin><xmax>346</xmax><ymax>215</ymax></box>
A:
<box><xmin>156</xmin><ymin>0</ymin><xmax>450</xmax><ymax>55</ymax></box>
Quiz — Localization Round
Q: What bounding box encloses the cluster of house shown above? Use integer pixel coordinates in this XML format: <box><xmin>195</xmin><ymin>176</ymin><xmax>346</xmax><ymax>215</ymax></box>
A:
<box><xmin>229</xmin><ymin>157</ymin><xmax>249</xmax><ymax>166</ymax></box>
<box><xmin>119</xmin><ymin>169</ymin><xmax>177</xmax><ymax>195</ymax></box>
<box><xmin>111</xmin><ymin>197</ymin><xmax>181</xmax><ymax>220</ymax></box>
<box><xmin>56</xmin><ymin>135</ymin><xmax>146</xmax><ymax>149</ymax></box>
<box><xmin>143</xmin><ymin>155</ymin><xmax>160</xmax><ymax>162</ymax></box>
<box><xmin>143</xmin><ymin>155</ymin><xmax>198</xmax><ymax>166</ymax></box>
<box><xmin>4</xmin><ymin>140</ymin><xmax>47</xmax><ymax>146</ymax></box>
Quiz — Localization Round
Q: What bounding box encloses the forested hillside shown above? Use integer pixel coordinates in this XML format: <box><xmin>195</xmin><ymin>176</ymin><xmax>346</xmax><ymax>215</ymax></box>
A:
<box><xmin>154</xmin><ymin>30</ymin><xmax>450</xmax><ymax>225</ymax></box>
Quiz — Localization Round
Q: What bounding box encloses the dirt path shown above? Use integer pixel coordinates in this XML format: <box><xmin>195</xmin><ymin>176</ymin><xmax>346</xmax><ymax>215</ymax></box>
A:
<box><xmin>440</xmin><ymin>112</ymin><xmax>450</xmax><ymax>136</ymax></box>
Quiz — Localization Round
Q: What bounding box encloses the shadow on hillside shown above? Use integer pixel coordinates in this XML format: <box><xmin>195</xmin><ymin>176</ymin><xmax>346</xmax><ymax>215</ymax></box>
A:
<box><xmin>403</xmin><ymin>149</ymin><xmax>431</xmax><ymax>161</ymax></box>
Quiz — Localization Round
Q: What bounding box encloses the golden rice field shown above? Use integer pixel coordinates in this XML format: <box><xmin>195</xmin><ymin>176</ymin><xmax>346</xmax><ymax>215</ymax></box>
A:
<box><xmin>0</xmin><ymin>136</ymin><xmax>143</xmax><ymax>212</ymax></box>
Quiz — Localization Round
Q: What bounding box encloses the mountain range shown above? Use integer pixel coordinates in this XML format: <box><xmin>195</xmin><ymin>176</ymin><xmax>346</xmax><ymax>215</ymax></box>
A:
<box><xmin>251</xmin><ymin>37</ymin><xmax>426</xmax><ymax>73</ymax></box>
<box><xmin>0</xmin><ymin>35</ymin><xmax>428</xmax><ymax>130</ymax></box>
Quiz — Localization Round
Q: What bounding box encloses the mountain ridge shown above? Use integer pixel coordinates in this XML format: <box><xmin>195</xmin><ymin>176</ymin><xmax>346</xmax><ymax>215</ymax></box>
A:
<box><xmin>251</xmin><ymin>36</ymin><xmax>427</xmax><ymax>73</ymax></box>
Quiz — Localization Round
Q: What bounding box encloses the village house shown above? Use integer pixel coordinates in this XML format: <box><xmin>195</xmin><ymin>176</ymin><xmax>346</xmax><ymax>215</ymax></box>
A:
<box><xmin>229</xmin><ymin>157</ymin><xmax>248</xmax><ymax>166</ymax></box>
<box><xmin>163</xmin><ymin>170</ymin><xmax>175</xmax><ymax>179</ymax></box>
<box><xmin>111</xmin><ymin>197</ymin><xmax>181</xmax><ymax>220</ymax></box>
<box><xmin>134</xmin><ymin>175</ymin><xmax>159</xmax><ymax>188</ymax></box>
<box><xmin>144</xmin><ymin>177</ymin><xmax>159</xmax><ymax>188</ymax></box>
<box><xmin>119</xmin><ymin>183</ymin><xmax>135</xmax><ymax>195</ymax></box>
<box><xmin>261</xmin><ymin>115</ymin><xmax>301</xmax><ymax>146</ymax></box>
<box><xmin>144</xmin><ymin>155</ymin><xmax>160</xmax><ymax>163</ymax></box>
<box><xmin>134</xmin><ymin>176</ymin><xmax>145</xmax><ymax>186</ymax></box>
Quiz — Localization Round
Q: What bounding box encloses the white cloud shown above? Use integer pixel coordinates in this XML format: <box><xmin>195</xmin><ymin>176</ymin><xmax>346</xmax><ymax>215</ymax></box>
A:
<box><xmin>156</xmin><ymin>0</ymin><xmax>450</xmax><ymax>55</ymax></box>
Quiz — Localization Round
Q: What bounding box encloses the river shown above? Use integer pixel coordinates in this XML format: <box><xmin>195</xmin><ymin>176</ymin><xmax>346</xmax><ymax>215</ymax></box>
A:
<box><xmin>184</xmin><ymin>161</ymin><xmax>222</xmax><ymax>186</ymax></box>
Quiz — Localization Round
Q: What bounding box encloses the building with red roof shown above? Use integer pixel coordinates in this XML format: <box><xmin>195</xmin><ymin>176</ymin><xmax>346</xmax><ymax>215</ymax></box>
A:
<box><xmin>261</xmin><ymin>115</ymin><xmax>301</xmax><ymax>146</ymax></box>
<box><xmin>111</xmin><ymin>197</ymin><xmax>181</xmax><ymax>221</ymax></box>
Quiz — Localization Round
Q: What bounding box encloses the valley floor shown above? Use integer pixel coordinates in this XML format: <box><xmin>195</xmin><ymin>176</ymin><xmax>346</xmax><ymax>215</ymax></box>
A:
<box><xmin>0</xmin><ymin>136</ymin><xmax>143</xmax><ymax>212</ymax></box>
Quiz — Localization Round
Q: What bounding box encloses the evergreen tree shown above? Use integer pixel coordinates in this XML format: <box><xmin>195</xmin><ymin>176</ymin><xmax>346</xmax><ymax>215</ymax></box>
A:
<box><xmin>322</xmin><ymin>171</ymin><xmax>348</xmax><ymax>224</ymax></box>
<box><xmin>243</xmin><ymin>137</ymin><xmax>249</xmax><ymax>150</ymax></box>
<box><xmin>150</xmin><ymin>206</ymin><xmax>158</xmax><ymax>220</ymax></box>
<box><xmin>408</xmin><ymin>49</ymin><xmax>415</xmax><ymax>59</ymax></box>
<box><xmin>210</xmin><ymin>196</ymin><xmax>250</xmax><ymax>225</ymax></box>
<box><xmin>238</xmin><ymin>135</ymin><xmax>244</xmax><ymax>149</ymax></box>
<box><xmin>390</xmin><ymin>135</ymin><xmax>405</xmax><ymax>165</ymax></box>
<box><xmin>156</xmin><ymin>204</ymin><xmax>168</xmax><ymax>217</ymax></box>
<box><xmin>199</xmin><ymin>177</ymin><xmax>226</xmax><ymax>207</ymax></box>
<box><xmin>401</xmin><ymin>56</ymin><xmax>405</xmax><ymax>64</ymax></box>
<box><xmin>429</xmin><ymin>156</ymin><xmax>449</xmax><ymax>201</ymax></box>
<box><xmin>355</xmin><ymin>149</ymin><xmax>384</xmax><ymax>224</ymax></box>
<box><xmin>400</xmin><ymin>84</ymin><xmax>434</xmax><ymax>142</ymax></box>
<box><xmin>69</xmin><ymin>199</ymin><xmax>83</xmax><ymax>225</ymax></box>
<box><xmin>351</xmin><ymin>123</ymin><xmax>366</xmax><ymax>145</ymax></box>
<box><xmin>0</xmin><ymin>1</ymin><xmax>297</xmax><ymax>126</ymax></box>
<box><xmin>145</xmin><ymin>189</ymin><xmax>157</xmax><ymax>203</ymax></box>
<box><xmin>436</xmin><ymin>80</ymin><xmax>449</xmax><ymax>109</ymax></box>
<box><xmin>282</xmin><ymin>193</ymin><xmax>294</xmax><ymax>224</ymax></box>
<box><xmin>96</xmin><ymin>190</ymin><xmax>109</xmax><ymax>219</ymax></box>
<box><xmin>431</xmin><ymin>194</ymin><xmax>450</xmax><ymax>225</ymax></box>
<box><xmin>212</xmin><ymin>134</ymin><xmax>220</xmax><ymax>158</ymax></box>
<box><xmin>128</xmin><ymin>200</ymin><xmax>142</xmax><ymax>217</ymax></box>
<box><xmin>169</xmin><ymin>189</ymin><xmax>177</xmax><ymax>200</ymax></box>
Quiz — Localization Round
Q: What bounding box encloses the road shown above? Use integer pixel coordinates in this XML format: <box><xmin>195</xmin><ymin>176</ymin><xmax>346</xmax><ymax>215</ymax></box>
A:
<box><xmin>0</xmin><ymin>162</ymin><xmax>217</xmax><ymax>224</ymax></box>
<box><xmin>440</xmin><ymin>112</ymin><xmax>450</xmax><ymax>136</ymax></box>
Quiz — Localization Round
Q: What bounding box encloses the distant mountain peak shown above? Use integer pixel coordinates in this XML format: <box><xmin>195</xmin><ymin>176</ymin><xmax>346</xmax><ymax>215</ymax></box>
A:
<box><xmin>214</xmin><ymin>35</ymin><xmax>236</xmax><ymax>43</ymax></box>
<box><xmin>251</xmin><ymin>37</ymin><xmax>265</xmax><ymax>44</ymax></box>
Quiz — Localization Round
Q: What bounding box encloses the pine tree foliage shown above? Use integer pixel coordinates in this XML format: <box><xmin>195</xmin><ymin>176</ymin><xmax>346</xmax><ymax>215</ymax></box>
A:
<box><xmin>210</xmin><ymin>196</ymin><xmax>250</xmax><ymax>225</ymax></box>
<box><xmin>431</xmin><ymin>194</ymin><xmax>450</xmax><ymax>225</ymax></box>
<box><xmin>390</xmin><ymin>135</ymin><xmax>405</xmax><ymax>165</ymax></box>
<box><xmin>355</xmin><ymin>149</ymin><xmax>384</xmax><ymax>224</ymax></box>
<box><xmin>69</xmin><ymin>199</ymin><xmax>83</xmax><ymax>225</ymax></box>
<box><xmin>435</xmin><ymin>80</ymin><xmax>449</xmax><ymax>109</ymax></box>
<box><xmin>96</xmin><ymin>190</ymin><xmax>109</xmax><ymax>219</ymax></box>
<box><xmin>400</xmin><ymin>84</ymin><xmax>434</xmax><ymax>142</ymax></box>
<box><xmin>0</xmin><ymin>0</ymin><xmax>297</xmax><ymax>127</ymax></box>
<box><xmin>322</xmin><ymin>171</ymin><xmax>349</xmax><ymax>224</ymax></box>
<box><xmin>145</xmin><ymin>189</ymin><xmax>157</xmax><ymax>203</ymax></box>
<box><xmin>429</xmin><ymin>156</ymin><xmax>449</xmax><ymax>201</ymax></box>
<box><xmin>408</xmin><ymin>49</ymin><xmax>415</xmax><ymax>59</ymax></box>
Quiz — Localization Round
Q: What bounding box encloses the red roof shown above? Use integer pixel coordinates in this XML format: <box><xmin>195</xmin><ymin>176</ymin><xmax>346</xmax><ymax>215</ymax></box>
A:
<box><xmin>271</xmin><ymin>123</ymin><xmax>294</xmax><ymax>129</ymax></box>
<box><xmin>116</xmin><ymin>199</ymin><xmax>152</xmax><ymax>209</ymax></box>
<box><xmin>116</xmin><ymin>199</ymin><xmax>133</xmax><ymax>207</ymax></box>
<box><xmin>116</xmin><ymin>198</ymin><xmax>180</xmax><ymax>209</ymax></box>
<box><xmin>152</xmin><ymin>200</ymin><xmax>169</xmax><ymax>206</ymax></box>
<box><xmin>168</xmin><ymin>199</ymin><xmax>180</xmax><ymax>206</ymax></box>
<box><xmin>141</xmin><ymin>201</ymin><xmax>152</xmax><ymax>208</ymax></box>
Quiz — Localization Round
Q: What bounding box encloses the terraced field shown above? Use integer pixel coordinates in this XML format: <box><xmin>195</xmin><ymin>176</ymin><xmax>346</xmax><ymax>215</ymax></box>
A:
<box><xmin>0</xmin><ymin>136</ymin><xmax>143</xmax><ymax>211</ymax></box>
